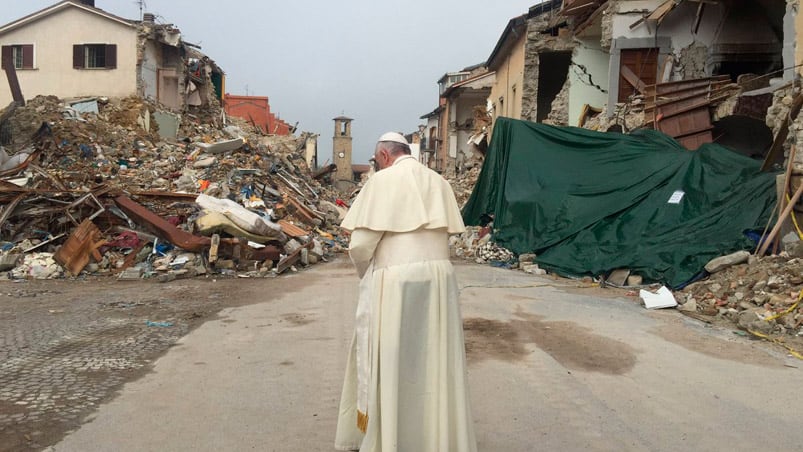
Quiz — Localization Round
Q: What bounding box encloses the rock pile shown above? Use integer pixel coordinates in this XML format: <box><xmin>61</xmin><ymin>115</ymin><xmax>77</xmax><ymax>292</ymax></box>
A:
<box><xmin>676</xmin><ymin>253</ymin><xmax>803</xmax><ymax>336</ymax></box>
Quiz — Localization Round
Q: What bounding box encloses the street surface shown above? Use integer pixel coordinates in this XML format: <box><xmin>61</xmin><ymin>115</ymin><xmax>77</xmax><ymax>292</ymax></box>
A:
<box><xmin>2</xmin><ymin>259</ymin><xmax>802</xmax><ymax>451</ymax></box>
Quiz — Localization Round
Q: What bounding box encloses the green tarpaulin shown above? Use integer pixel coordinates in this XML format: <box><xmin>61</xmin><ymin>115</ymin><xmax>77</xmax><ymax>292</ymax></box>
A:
<box><xmin>462</xmin><ymin>117</ymin><xmax>777</xmax><ymax>288</ymax></box>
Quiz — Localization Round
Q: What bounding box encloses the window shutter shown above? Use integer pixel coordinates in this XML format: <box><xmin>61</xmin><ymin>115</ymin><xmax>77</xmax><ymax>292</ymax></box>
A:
<box><xmin>73</xmin><ymin>44</ymin><xmax>84</xmax><ymax>69</ymax></box>
<box><xmin>1</xmin><ymin>46</ymin><xmax>11</xmax><ymax>70</ymax></box>
<box><xmin>105</xmin><ymin>44</ymin><xmax>116</xmax><ymax>69</ymax></box>
<box><xmin>22</xmin><ymin>44</ymin><xmax>33</xmax><ymax>69</ymax></box>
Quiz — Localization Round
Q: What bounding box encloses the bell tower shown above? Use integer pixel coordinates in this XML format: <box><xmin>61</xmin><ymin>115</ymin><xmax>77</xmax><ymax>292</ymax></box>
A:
<box><xmin>333</xmin><ymin>115</ymin><xmax>353</xmax><ymax>185</ymax></box>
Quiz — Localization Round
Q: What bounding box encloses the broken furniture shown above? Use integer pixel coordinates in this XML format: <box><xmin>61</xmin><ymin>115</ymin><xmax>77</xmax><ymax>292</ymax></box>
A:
<box><xmin>54</xmin><ymin>219</ymin><xmax>105</xmax><ymax>276</ymax></box>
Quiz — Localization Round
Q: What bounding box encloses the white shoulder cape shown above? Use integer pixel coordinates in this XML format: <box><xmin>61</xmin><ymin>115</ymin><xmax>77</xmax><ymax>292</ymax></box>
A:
<box><xmin>340</xmin><ymin>157</ymin><xmax>466</xmax><ymax>234</ymax></box>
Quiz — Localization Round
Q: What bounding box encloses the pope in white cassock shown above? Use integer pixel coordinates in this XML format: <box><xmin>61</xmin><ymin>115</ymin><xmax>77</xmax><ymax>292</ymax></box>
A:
<box><xmin>334</xmin><ymin>132</ymin><xmax>477</xmax><ymax>452</ymax></box>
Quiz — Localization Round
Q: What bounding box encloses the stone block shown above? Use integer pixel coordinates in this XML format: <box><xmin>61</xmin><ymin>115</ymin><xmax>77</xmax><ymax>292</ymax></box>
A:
<box><xmin>0</xmin><ymin>253</ymin><xmax>20</xmax><ymax>271</ymax></box>
<box><xmin>704</xmin><ymin>251</ymin><xmax>750</xmax><ymax>274</ymax></box>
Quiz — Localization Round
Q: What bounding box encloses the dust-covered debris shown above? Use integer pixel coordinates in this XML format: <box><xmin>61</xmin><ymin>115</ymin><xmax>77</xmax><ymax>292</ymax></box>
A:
<box><xmin>0</xmin><ymin>95</ymin><xmax>349</xmax><ymax>281</ymax></box>
<box><xmin>676</xmin><ymin>255</ymin><xmax>803</xmax><ymax>337</ymax></box>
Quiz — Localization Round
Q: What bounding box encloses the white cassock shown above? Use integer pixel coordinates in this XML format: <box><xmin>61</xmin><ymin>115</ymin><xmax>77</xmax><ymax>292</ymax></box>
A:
<box><xmin>335</xmin><ymin>155</ymin><xmax>477</xmax><ymax>452</ymax></box>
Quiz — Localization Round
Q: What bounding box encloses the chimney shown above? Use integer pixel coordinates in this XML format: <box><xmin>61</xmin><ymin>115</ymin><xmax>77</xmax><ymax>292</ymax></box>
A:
<box><xmin>79</xmin><ymin>0</ymin><xmax>95</xmax><ymax>7</ymax></box>
<box><xmin>143</xmin><ymin>12</ymin><xmax>155</xmax><ymax>23</ymax></box>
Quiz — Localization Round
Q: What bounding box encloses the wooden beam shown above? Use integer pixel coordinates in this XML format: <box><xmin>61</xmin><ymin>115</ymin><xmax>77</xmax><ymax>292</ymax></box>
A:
<box><xmin>757</xmin><ymin>181</ymin><xmax>803</xmax><ymax>256</ymax></box>
<box><xmin>620</xmin><ymin>65</ymin><xmax>647</xmax><ymax>95</ymax></box>
<box><xmin>0</xmin><ymin>193</ymin><xmax>25</xmax><ymax>239</ymax></box>
<box><xmin>2</xmin><ymin>60</ymin><xmax>24</xmax><ymax>106</ymax></box>
<box><xmin>573</xmin><ymin>0</ymin><xmax>608</xmax><ymax>35</ymax></box>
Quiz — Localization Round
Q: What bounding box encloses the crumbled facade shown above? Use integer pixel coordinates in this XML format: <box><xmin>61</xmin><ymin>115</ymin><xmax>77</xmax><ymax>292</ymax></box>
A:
<box><xmin>520</xmin><ymin>2</ymin><xmax>575</xmax><ymax>123</ymax></box>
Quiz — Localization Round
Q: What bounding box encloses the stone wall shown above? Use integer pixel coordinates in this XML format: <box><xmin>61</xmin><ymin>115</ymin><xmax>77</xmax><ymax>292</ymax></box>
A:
<box><xmin>600</xmin><ymin>1</ymin><xmax>616</xmax><ymax>50</ymax></box>
<box><xmin>543</xmin><ymin>80</ymin><xmax>570</xmax><ymax>125</ymax></box>
<box><xmin>786</xmin><ymin>92</ymin><xmax>803</xmax><ymax>172</ymax></box>
<box><xmin>521</xmin><ymin>15</ymin><xmax>575</xmax><ymax>123</ymax></box>
<box><xmin>677</xmin><ymin>42</ymin><xmax>709</xmax><ymax>80</ymax></box>
<box><xmin>581</xmin><ymin>104</ymin><xmax>645</xmax><ymax>131</ymax></box>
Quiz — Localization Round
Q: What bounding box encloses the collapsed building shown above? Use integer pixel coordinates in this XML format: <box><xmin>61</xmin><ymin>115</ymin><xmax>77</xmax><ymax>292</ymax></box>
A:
<box><xmin>0</xmin><ymin>1</ymin><xmax>225</xmax><ymax>115</ymax></box>
<box><xmin>0</xmin><ymin>94</ymin><xmax>344</xmax><ymax>281</ymax></box>
<box><xmin>423</xmin><ymin>0</ymin><xmax>802</xmax><ymax>170</ymax></box>
<box><xmin>0</xmin><ymin>1</ymin><xmax>346</xmax><ymax>281</ymax></box>
<box><xmin>429</xmin><ymin>0</ymin><xmax>803</xmax><ymax>341</ymax></box>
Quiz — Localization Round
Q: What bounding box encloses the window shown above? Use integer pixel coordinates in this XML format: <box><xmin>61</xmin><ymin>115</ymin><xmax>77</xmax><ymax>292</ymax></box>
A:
<box><xmin>73</xmin><ymin>44</ymin><xmax>116</xmax><ymax>69</ymax></box>
<box><xmin>1</xmin><ymin>44</ymin><xmax>34</xmax><ymax>69</ymax></box>
<box><xmin>85</xmin><ymin>44</ymin><xmax>105</xmax><ymax>68</ymax></box>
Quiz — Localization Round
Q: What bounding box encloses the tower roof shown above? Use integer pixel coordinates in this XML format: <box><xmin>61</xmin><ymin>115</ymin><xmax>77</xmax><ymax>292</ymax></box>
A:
<box><xmin>332</xmin><ymin>115</ymin><xmax>353</xmax><ymax>121</ymax></box>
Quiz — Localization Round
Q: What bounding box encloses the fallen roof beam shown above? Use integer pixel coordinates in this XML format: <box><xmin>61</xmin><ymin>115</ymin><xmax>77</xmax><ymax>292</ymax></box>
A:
<box><xmin>114</xmin><ymin>195</ymin><xmax>214</xmax><ymax>252</ymax></box>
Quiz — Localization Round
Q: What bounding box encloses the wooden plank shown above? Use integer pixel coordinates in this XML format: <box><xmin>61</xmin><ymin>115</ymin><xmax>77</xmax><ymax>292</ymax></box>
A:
<box><xmin>115</xmin><ymin>195</ymin><xmax>213</xmax><ymax>252</ymax></box>
<box><xmin>644</xmin><ymin>80</ymin><xmax>731</xmax><ymax>99</ymax></box>
<box><xmin>776</xmin><ymin>145</ymin><xmax>797</xmax><ymax>240</ymax></box>
<box><xmin>0</xmin><ymin>193</ymin><xmax>25</xmax><ymax>238</ymax></box>
<box><xmin>278</xmin><ymin>219</ymin><xmax>310</xmax><ymax>238</ymax></box>
<box><xmin>757</xmin><ymin>182</ymin><xmax>803</xmax><ymax>256</ymax></box>
<box><xmin>629</xmin><ymin>0</ymin><xmax>676</xmax><ymax>30</ymax></box>
<box><xmin>285</xmin><ymin>195</ymin><xmax>323</xmax><ymax>224</ymax></box>
<box><xmin>673</xmin><ymin>124</ymin><xmax>715</xmax><ymax>139</ymax></box>
<box><xmin>652</xmin><ymin>93</ymin><xmax>733</xmax><ymax>120</ymax></box>
<box><xmin>276</xmin><ymin>242</ymin><xmax>312</xmax><ymax>274</ymax></box>
<box><xmin>620</xmin><ymin>65</ymin><xmax>647</xmax><ymax>95</ymax></box>
<box><xmin>573</xmin><ymin>0</ymin><xmax>608</xmax><ymax>35</ymax></box>
<box><xmin>650</xmin><ymin>93</ymin><xmax>717</xmax><ymax>115</ymax></box>
<box><xmin>2</xmin><ymin>59</ymin><xmax>24</xmax><ymax>106</ymax></box>
<box><xmin>560</xmin><ymin>0</ymin><xmax>599</xmax><ymax>15</ymax></box>
<box><xmin>655</xmin><ymin>110</ymin><xmax>710</xmax><ymax>138</ymax></box>
<box><xmin>645</xmin><ymin>83</ymin><xmax>735</xmax><ymax>109</ymax></box>
<box><xmin>644</xmin><ymin>75</ymin><xmax>730</xmax><ymax>93</ymax></box>
<box><xmin>678</xmin><ymin>132</ymin><xmax>713</xmax><ymax>150</ymax></box>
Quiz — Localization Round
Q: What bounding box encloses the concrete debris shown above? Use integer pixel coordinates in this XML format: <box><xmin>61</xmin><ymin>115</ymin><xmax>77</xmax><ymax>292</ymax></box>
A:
<box><xmin>607</xmin><ymin>268</ymin><xmax>631</xmax><ymax>286</ymax></box>
<box><xmin>474</xmin><ymin>242</ymin><xmax>515</xmax><ymax>264</ymax></box>
<box><xmin>8</xmin><ymin>253</ymin><xmax>63</xmax><ymax>280</ymax></box>
<box><xmin>444</xmin><ymin>165</ymin><xmax>482</xmax><ymax>207</ymax></box>
<box><xmin>0</xmin><ymin>94</ymin><xmax>348</xmax><ymax>281</ymax></box>
<box><xmin>704</xmin><ymin>250</ymin><xmax>751</xmax><ymax>274</ymax></box>
<box><xmin>677</xmin><ymin>255</ymin><xmax>803</xmax><ymax>336</ymax></box>
<box><xmin>195</xmin><ymin>137</ymin><xmax>245</xmax><ymax>154</ymax></box>
<box><xmin>0</xmin><ymin>253</ymin><xmax>20</xmax><ymax>271</ymax></box>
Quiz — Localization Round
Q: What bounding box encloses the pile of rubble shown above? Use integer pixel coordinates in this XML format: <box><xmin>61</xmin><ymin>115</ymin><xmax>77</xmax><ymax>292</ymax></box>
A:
<box><xmin>0</xmin><ymin>95</ymin><xmax>350</xmax><ymax>281</ymax></box>
<box><xmin>676</xmin><ymin>248</ymin><xmax>803</xmax><ymax>337</ymax></box>
<box><xmin>444</xmin><ymin>164</ymin><xmax>482</xmax><ymax>207</ymax></box>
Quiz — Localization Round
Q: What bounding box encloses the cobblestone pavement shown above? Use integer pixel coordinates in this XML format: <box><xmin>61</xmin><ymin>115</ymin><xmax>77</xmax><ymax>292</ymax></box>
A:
<box><xmin>0</xmin><ymin>275</ymin><xmax>290</xmax><ymax>451</ymax></box>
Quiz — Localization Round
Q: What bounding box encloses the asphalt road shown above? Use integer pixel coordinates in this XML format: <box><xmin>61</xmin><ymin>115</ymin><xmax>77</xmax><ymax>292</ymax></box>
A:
<box><xmin>49</xmin><ymin>260</ymin><xmax>803</xmax><ymax>452</ymax></box>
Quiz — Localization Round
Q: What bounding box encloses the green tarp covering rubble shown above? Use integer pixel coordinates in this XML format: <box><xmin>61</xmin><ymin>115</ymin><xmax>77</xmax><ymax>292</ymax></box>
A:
<box><xmin>462</xmin><ymin>117</ymin><xmax>778</xmax><ymax>288</ymax></box>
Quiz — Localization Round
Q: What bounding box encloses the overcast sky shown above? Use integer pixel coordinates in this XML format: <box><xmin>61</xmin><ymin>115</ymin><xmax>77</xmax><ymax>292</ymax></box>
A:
<box><xmin>3</xmin><ymin>0</ymin><xmax>536</xmax><ymax>164</ymax></box>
